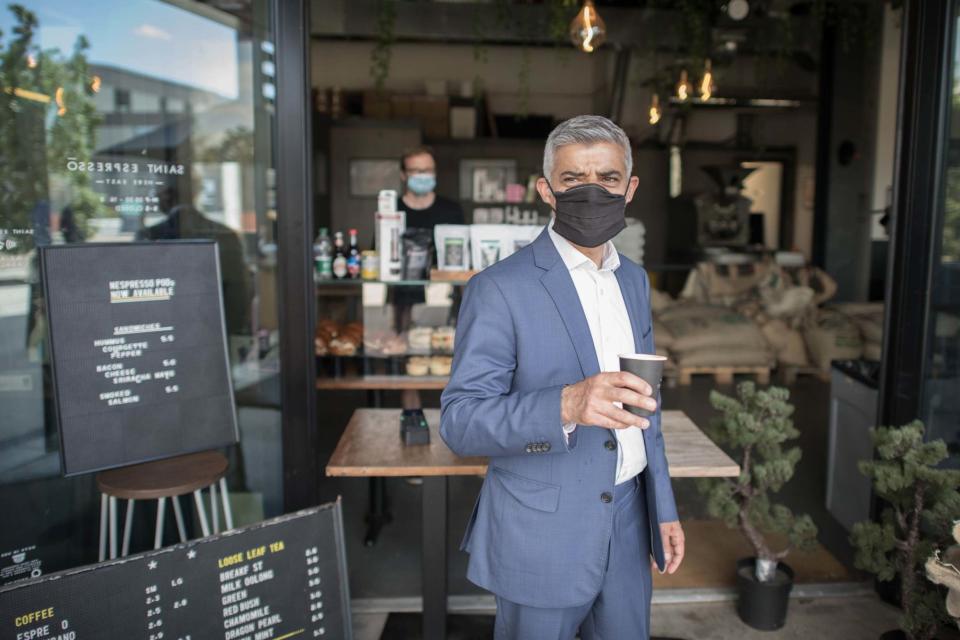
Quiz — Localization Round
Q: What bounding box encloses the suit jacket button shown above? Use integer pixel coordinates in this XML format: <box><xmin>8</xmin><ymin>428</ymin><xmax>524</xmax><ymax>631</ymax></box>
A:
<box><xmin>601</xmin><ymin>492</ymin><xmax>613</xmax><ymax>503</ymax></box>
<box><xmin>604</xmin><ymin>440</ymin><xmax>617</xmax><ymax>451</ymax></box>
<box><xmin>543</xmin><ymin>442</ymin><xmax>551</xmax><ymax>452</ymax></box>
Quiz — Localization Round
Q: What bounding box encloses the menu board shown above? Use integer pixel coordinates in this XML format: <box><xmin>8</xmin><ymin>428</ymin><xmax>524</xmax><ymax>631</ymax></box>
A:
<box><xmin>0</xmin><ymin>501</ymin><xmax>352</xmax><ymax>640</ymax></box>
<box><xmin>41</xmin><ymin>241</ymin><xmax>239</xmax><ymax>476</ymax></box>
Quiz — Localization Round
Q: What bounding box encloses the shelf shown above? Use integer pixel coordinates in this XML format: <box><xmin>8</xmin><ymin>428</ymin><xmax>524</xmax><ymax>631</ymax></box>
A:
<box><xmin>314</xmin><ymin>271</ymin><xmax>477</xmax><ymax>288</ymax></box>
<box><xmin>316</xmin><ymin>375</ymin><xmax>450</xmax><ymax>390</ymax></box>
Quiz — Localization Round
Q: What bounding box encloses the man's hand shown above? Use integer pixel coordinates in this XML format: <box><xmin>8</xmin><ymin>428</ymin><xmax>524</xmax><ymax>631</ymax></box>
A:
<box><xmin>653</xmin><ymin>521</ymin><xmax>685</xmax><ymax>574</ymax></box>
<box><xmin>560</xmin><ymin>372</ymin><xmax>657</xmax><ymax>430</ymax></box>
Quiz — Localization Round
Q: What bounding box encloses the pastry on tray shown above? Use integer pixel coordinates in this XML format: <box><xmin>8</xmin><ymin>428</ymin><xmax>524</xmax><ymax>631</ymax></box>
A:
<box><xmin>406</xmin><ymin>356</ymin><xmax>431</xmax><ymax>376</ymax></box>
<box><xmin>429</xmin><ymin>355</ymin><xmax>453</xmax><ymax>376</ymax></box>
<box><xmin>328</xmin><ymin>338</ymin><xmax>358</xmax><ymax>356</ymax></box>
<box><xmin>363</xmin><ymin>329</ymin><xmax>387</xmax><ymax>356</ymax></box>
<box><xmin>431</xmin><ymin>326</ymin><xmax>456</xmax><ymax>353</ymax></box>
<box><xmin>380</xmin><ymin>334</ymin><xmax>407</xmax><ymax>356</ymax></box>
<box><xmin>314</xmin><ymin>334</ymin><xmax>328</xmax><ymax>356</ymax></box>
<box><xmin>407</xmin><ymin>327</ymin><xmax>433</xmax><ymax>353</ymax></box>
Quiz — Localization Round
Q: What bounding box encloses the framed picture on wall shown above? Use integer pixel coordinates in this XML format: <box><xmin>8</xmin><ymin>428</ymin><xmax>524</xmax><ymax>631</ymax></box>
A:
<box><xmin>350</xmin><ymin>159</ymin><xmax>402</xmax><ymax>197</ymax></box>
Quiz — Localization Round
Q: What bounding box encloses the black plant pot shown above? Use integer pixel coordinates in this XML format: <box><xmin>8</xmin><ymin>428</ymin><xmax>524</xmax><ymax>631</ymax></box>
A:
<box><xmin>735</xmin><ymin>557</ymin><xmax>795</xmax><ymax>631</ymax></box>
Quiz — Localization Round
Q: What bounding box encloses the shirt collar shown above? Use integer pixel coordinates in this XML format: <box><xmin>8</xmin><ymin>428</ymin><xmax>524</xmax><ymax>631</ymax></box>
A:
<box><xmin>547</xmin><ymin>218</ymin><xmax>621</xmax><ymax>273</ymax></box>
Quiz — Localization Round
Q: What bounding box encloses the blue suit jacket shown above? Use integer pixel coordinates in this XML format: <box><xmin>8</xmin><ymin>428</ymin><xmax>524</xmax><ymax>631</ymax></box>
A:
<box><xmin>440</xmin><ymin>228</ymin><xmax>678</xmax><ymax>608</ymax></box>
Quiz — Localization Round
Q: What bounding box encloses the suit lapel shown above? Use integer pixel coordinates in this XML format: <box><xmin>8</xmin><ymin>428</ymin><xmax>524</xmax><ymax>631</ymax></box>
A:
<box><xmin>532</xmin><ymin>230</ymin><xmax>600</xmax><ymax>379</ymax></box>
<box><xmin>540</xmin><ymin>264</ymin><xmax>600</xmax><ymax>379</ymax></box>
<box><xmin>614</xmin><ymin>266</ymin><xmax>648</xmax><ymax>355</ymax></box>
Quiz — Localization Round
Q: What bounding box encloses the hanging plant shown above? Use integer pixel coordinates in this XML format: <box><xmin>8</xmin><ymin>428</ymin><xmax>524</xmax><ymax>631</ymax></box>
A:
<box><xmin>369</xmin><ymin>0</ymin><xmax>395</xmax><ymax>91</ymax></box>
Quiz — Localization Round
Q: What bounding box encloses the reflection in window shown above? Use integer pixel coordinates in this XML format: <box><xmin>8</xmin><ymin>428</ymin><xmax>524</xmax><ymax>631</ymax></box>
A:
<box><xmin>0</xmin><ymin>0</ymin><xmax>282</xmax><ymax>579</ymax></box>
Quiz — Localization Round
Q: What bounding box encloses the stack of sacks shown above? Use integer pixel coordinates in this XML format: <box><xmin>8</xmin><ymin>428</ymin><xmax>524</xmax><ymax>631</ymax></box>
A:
<box><xmin>830</xmin><ymin>303</ymin><xmax>884</xmax><ymax>361</ymax></box>
<box><xmin>679</xmin><ymin>261</ymin><xmax>772</xmax><ymax>307</ymax></box>
<box><xmin>760</xmin><ymin>319</ymin><xmax>810</xmax><ymax>367</ymax></box>
<box><xmin>658</xmin><ymin>303</ymin><xmax>773</xmax><ymax>368</ymax></box>
<box><xmin>780</xmin><ymin>265</ymin><xmax>838</xmax><ymax>306</ymax></box>
<box><xmin>803</xmin><ymin>308</ymin><xmax>863</xmax><ymax>371</ymax></box>
<box><xmin>649</xmin><ymin>287</ymin><xmax>675</xmax><ymax>359</ymax></box>
<box><xmin>652</xmin><ymin>318</ymin><xmax>674</xmax><ymax>358</ymax></box>
<box><xmin>750</xmin><ymin>265</ymin><xmax>818</xmax><ymax>367</ymax></box>
<box><xmin>644</xmin><ymin>286</ymin><xmax>682</xmax><ymax>365</ymax></box>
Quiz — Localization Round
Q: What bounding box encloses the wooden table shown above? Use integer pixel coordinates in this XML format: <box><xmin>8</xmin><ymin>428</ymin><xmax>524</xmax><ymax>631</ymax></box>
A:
<box><xmin>327</xmin><ymin>409</ymin><xmax>737</xmax><ymax>640</ymax></box>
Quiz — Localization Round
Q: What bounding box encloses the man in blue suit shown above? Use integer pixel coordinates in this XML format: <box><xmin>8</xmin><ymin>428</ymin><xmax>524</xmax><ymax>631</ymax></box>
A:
<box><xmin>440</xmin><ymin>115</ymin><xmax>684</xmax><ymax>639</ymax></box>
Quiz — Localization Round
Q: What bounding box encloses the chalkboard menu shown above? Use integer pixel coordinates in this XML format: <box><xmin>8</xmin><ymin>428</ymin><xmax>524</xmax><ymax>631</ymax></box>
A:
<box><xmin>0</xmin><ymin>501</ymin><xmax>352</xmax><ymax>640</ymax></box>
<box><xmin>41</xmin><ymin>242</ymin><xmax>239</xmax><ymax>476</ymax></box>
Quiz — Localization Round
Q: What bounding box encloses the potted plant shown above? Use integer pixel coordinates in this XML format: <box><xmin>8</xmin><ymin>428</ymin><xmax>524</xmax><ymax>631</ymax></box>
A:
<box><xmin>850</xmin><ymin>420</ymin><xmax>960</xmax><ymax>640</ymax></box>
<box><xmin>698</xmin><ymin>381</ymin><xmax>818</xmax><ymax>630</ymax></box>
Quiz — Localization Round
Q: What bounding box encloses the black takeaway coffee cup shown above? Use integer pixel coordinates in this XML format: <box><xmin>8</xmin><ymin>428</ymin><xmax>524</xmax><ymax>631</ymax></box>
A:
<box><xmin>618</xmin><ymin>353</ymin><xmax>667</xmax><ymax>417</ymax></box>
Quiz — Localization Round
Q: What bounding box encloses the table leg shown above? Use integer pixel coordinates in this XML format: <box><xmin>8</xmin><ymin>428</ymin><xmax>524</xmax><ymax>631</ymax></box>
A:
<box><xmin>363</xmin><ymin>477</ymin><xmax>392</xmax><ymax>547</ymax></box>
<box><xmin>363</xmin><ymin>389</ymin><xmax>392</xmax><ymax>546</ymax></box>
<box><xmin>422</xmin><ymin>476</ymin><xmax>447</xmax><ymax>640</ymax></box>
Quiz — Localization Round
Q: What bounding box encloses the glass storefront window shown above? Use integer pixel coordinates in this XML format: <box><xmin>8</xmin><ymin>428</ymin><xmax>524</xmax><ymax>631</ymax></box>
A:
<box><xmin>923</xmin><ymin>7</ymin><xmax>960</xmax><ymax>455</ymax></box>
<box><xmin>0</xmin><ymin>0</ymin><xmax>282</xmax><ymax>581</ymax></box>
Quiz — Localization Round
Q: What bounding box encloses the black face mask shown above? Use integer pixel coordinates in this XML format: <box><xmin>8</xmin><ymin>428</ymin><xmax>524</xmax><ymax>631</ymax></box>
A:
<box><xmin>547</xmin><ymin>182</ymin><xmax>627</xmax><ymax>248</ymax></box>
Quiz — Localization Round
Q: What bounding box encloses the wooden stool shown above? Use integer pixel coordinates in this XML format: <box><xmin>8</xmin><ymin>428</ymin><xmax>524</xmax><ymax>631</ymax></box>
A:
<box><xmin>96</xmin><ymin>450</ymin><xmax>233</xmax><ymax>561</ymax></box>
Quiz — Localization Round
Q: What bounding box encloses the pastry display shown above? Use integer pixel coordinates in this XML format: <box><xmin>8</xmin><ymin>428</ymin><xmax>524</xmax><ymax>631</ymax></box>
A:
<box><xmin>314</xmin><ymin>332</ymin><xmax>329</xmax><ymax>356</ymax></box>
<box><xmin>363</xmin><ymin>330</ymin><xmax>387</xmax><ymax>355</ymax></box>
<box><xmin>315</xmin><ymin>318</ymin><xmax>363</xmax><ymax>356</ymax></box>
<box><xmin>406</xmin><ymin>356</ymin><xmax>431</xmax><ymax>376</ymax></box>
<box><xmin>315</xmin><ymin>319</ymin><xmax>337</xmax><ymax>344</ymax></box>
<box><xmin>429</xmin><ymin>355</ymin><xmax>453</xmax><ymax>376</ymax></box>
<box><xmin>431</xmin><ymin>327</ymin><xmax>456</xmax><ymax>354</ymax></box>
<box><xmin>340</xmin><ymin>321</ymin><xmax>363</xmax><ymax>343</ymax></box>
<box><xmin>381</xmin><ymin>334</ymin><xmax>407</xmax><ymax>355</ymax></box>
<box><xmin>329</xmin><ymin>336</ymin><xmax>358</xmax><ymax>356</ymax></box>
<box><xmin>407</xmin><ymin>327</ymin><xmax>433</xmax><ymax>353</ymax></box>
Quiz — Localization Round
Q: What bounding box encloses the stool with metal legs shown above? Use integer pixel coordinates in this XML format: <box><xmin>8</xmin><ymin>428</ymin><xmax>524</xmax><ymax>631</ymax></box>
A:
<box><xmin>96</xmin><ymin>450</ymin><xmax>234</xmax><ymax>561</ymax></box>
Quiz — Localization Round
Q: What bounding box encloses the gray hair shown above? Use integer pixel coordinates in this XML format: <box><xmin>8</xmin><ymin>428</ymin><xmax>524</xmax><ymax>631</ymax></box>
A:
<box><xmin>542</xmin><ymin>115</ymin><xmax>633</xmax><ymax>180</ymax></box>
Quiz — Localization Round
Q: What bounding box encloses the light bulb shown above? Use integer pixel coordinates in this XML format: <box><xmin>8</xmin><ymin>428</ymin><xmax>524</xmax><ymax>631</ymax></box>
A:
<box><xmin>726</xmin><ymin>0</ymin><xmax>750</xmax><ymax>21</ymax></box>
<box><xmin>649</xmin><ymin>94</ymin><xmax>662</xmax><ymax>125</ymax></box>
<box><xmin>676</xmin><ymin>70</ymin><xmax>693</xmax><ymax>102</ymax></box>
<box><xmin>570</xmin><ymin>0</ymin><xmax>606</xmax><ymax>54</ymax></box>
<box><xmin>700</xmin><ymin>59</ymin><xmax>716</xmax><ymax>101</ymax></box>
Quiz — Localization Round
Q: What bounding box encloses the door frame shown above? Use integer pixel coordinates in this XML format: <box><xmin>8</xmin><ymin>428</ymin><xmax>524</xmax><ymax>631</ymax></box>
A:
<box><xmin>880</xmin><ymin>0</ymin><xmax>955</xmax><ymax>428</ymax></box>
<box><xmin>274</xmin><ymin>0</ymin><xmax>320</xmax><ymax>511</ymax></box>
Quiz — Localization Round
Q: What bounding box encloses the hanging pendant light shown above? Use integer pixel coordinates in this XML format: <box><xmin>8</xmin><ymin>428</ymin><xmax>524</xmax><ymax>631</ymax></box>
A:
<box><xmin>570</xmin><ymin>0</ymin><xmax>607</xmax><ymax>54</ymax></box>
<box><xmin>675</xmin><ymin>70</ymin><xmax>694</xmax><ymax>102</ymax></box>
<box><xmin>700</xmin><ymin>59</ymin><xmax>716</xmax><ymax>101</ymax></box>
<box><xmin>649</xmin><ymin>94</ymin><xmax>662</xmax><ymax>125</ymax></box>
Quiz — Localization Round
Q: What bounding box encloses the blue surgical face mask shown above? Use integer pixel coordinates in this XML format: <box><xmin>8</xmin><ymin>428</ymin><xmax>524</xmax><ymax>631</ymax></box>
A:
<box><xmin>407</xmin><ymin>173</ymin><xmax>436</xmax><ymax>195</ymax></box>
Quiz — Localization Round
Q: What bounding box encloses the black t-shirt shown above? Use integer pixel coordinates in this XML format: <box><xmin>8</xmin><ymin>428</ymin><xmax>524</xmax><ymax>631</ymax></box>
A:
<box><xmin>397</xmin><ymin>194</ymin><xmax>465</xmax><ymax>231</ymax></box>
<box><xmin>391</xmin><ymin>194</ymin><xmax>465</xmax><ymax>310</ymax></box>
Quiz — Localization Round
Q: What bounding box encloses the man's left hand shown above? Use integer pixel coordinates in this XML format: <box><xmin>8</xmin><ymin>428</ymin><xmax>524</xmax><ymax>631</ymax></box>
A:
<box><xmin>653</xmin><ymin>521</ymin><xmax>685</xmax><ymax>574</ymax></box>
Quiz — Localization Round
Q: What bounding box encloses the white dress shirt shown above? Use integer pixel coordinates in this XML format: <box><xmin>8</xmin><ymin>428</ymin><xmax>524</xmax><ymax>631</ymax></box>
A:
<box><xmin>549</xmin><ymin>222</ymin><xmax>648</xmax><ymax>485</ymax></box>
